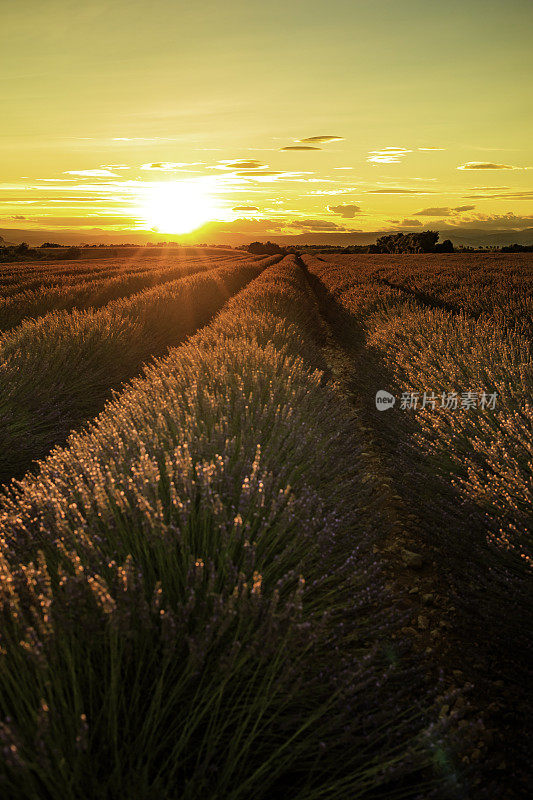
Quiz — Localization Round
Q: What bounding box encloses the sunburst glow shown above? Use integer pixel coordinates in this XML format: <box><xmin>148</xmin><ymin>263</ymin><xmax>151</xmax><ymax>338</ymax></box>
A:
<box><xmin>139</xmin><ymin>181</ymin><xmax>219</xmax><ymax>235</ymax></box>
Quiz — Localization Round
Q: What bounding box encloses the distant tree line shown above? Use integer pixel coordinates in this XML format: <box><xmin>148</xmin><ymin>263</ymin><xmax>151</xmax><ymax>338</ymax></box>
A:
<box><xmin>1</xmin><ymin>233</ymin><xmax>532</xmax><ymax>263</ymax></box>
<box><xmin>337</xmin><ymin>231</ymin><xmax>454</xmax><ymax>254</ymax></box>
<box><xmin>238</xmin><ymin>232</ymin><xmax>455</xmax><ymax>256</ymax></box>
<box><xmin>500</xmin><ymin>243</ymin><xmax>533</xmax><ymax>252</ymax></box>
<box><xmin>240</xmin><ymin>234</ymin><xmax>533</xmax><ymax>255</ymax></box>
<box><xmin>374</xmin><ymin>231</ymin><xmax>454</xmax><ymax>253</ymax></box>
<box><xmin>0</xmin><ymin>242</ymin><xmax>83</xmax><ymax>263</ymax></box>
<box><xmin>0</xmin><ymin>242</ymin><xmax>194</xmax><ymax>263</ymax></box>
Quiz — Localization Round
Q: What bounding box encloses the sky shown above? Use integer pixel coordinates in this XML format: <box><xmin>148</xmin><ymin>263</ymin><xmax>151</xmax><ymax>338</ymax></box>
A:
<box><xmin>1</xmin><ymin>0</ymin><xmax>532</xmax><ymax>246</ymax></box>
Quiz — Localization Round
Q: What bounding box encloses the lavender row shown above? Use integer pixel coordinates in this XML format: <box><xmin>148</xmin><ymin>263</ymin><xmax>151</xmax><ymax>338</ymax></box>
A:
<box><xmin>0</xmin><ymin>257</ymin><xmax>275</xmax><ymax>482</ymax></box>
<box><xmin>0</xmin><ymin>252</ymin><xmax>250</xmax><ymax>331</ymax></box>
<box><xmin>0</xmin><ymin>257</ymin><xmax>448</xmax><ymax>798</ymax></box>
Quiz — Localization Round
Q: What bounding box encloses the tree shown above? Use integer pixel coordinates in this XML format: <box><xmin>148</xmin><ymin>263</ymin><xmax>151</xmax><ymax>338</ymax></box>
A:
<box><xmin>434</xmin><ymin>239</ymin><xmax>454</xmax><ymax>253</ymax></box>
<box><xmin>247</xmin><ymin>241</ymin><xmax>286</xmax><ymax>255</ymax></box>
<box><xmin>375</xmin><ymin>231</ymin><xmax>440</xmax><ymax>254</ymax></box>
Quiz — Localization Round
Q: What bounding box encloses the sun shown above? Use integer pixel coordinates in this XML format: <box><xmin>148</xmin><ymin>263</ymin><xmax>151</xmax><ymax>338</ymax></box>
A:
<box><xmin>139</xmin><ymin>181</ymin><xmax>218</xmax><ymax>235</ymax></box>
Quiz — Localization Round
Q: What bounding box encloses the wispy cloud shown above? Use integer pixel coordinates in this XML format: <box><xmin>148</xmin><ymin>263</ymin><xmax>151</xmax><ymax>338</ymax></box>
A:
<box><xmin>236</xmin><ymin>170</ymin><xmax>283</xmax><ymax>177</ymax></box>
<box><xmin>140</xmin><ymin>162</ymin><xmax>202</xmax><ymax>171</ymax></box>
<box><xmin>232</xmin><ymin>171</ymin><xmax>315</xmax><ymax>185</ymax></box>
<box><xmin>463</xmin><ymin>190</ymin><xmax>533</xmax><ymax>199</ymax></box>
<box><xmin>112</xmin><ymin>137</ymin><xmax>178</xmax><ymax>143</ymax></box>
<box><xmin>289</xmin><ymin>219</ymin><xmax>351</xmax><ymax>231</ymax></box>
<box><xmin>457</xmin><ymin>162</ymin><xmax>523</xmax><ymax>170</ymax></box>
<box><xmin>64</xmin><ymin>169</ymin><xmax>120</xmax><ymax>178</ymax></box>
<box><xmin>367</xmin><ymin>147</ymin><xmax>412</xmax><ymax>164</ymax></box>
<box><xmin>367</xmin><ymin>187</ymin><xmax>434</xmax><ymax>194</ymax></box>
<box><xmin>215</xmin><ymin>160</ymin><xmax>268</xmax><ymax>170</ymax></box>
<box><xmin>438</xmin><ymin>212</ymin><xmax>533</xmax><ymax>230</ymax></box>
<box><xmin>281</xmin><ymin>146</ymin><xmax>322</xmax><ymax>151</ymax></box>
<box><xmin>415</xmin><ymin>205</ymin><xmax>475</xmax><ymax>216</ymax></box>
<box><xmin>414</xmin><ymin>207</ymin><xmax>454</xmax><ymax>216</ymax></box>
<box><xmin>298</xmin><ymin>135</ymin><xmax>344</xmax><ymax>143</ymax></box>
<box><xmin>305</xmin><ymin>188</ymin><xmax>358</xmax><ymax>195</ymax></box>
<box><xmin>232</xmin><ymin>205</ymin><xmax>259</xmax><ymax>212</ymax></box>
<box><xmin>418</xmin><ymin>147</ymin><xmax>445</xmax><ymax>151</ymax></box>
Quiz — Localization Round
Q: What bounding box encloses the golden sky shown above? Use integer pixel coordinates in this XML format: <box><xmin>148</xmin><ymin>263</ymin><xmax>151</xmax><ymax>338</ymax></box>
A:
<box><xmin>1</xmin><ymin>0</ymin><xmax>532</xmax><ymax>245</ymax></box>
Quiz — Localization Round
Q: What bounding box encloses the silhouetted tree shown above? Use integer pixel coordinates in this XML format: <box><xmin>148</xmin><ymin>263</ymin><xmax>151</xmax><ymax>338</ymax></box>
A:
<box><xmin>434</xmin><ymin>239</ymin><xmax>454</xmax><ymax>253</ymax></box>
<box><xmin>375</xmin><ymin>231</ymin><xmax>440</xmax><ymax>254</ymax></box>
<box><xmin>247</xmin><ymin>241</ymin><xmax>286</xmax><ymax>255</ymax></box>
<box><xmin>501</xmin><ymin>243</ymin><xmax>533</xmax><ymax>252</ymax></box>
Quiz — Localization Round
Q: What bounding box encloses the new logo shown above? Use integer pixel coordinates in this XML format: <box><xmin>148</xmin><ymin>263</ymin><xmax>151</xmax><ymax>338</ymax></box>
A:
<box><xmin>375</xmin><ymin>390</ymin><xmax>396</xmax><ymax>411</ymax></box>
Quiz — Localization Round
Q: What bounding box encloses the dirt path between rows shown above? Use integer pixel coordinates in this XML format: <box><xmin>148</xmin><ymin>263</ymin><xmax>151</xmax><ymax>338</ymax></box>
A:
<box><xmin>296</xmin><ymin>255</ymin><xmax>530</xmax><ymax>799</ymax></box>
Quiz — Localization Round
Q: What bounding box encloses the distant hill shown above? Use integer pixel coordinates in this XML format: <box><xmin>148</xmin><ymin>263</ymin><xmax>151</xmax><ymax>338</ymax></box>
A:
<box><xmin>1</xmin><ymin>226</ymin><xmax>532</xmax><ymax>250</ymax></box>
<box><xmin>0</xmin><ymin>228</ymin><xmax>156</xmax><ymax>247</ymax></box>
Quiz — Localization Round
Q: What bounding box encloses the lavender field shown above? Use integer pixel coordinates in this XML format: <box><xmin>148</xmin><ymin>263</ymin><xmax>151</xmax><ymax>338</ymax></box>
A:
<box><xmin>0</xmin><ymin>250</ymin><xmax>531</xmax><ymax>798</ymax></box>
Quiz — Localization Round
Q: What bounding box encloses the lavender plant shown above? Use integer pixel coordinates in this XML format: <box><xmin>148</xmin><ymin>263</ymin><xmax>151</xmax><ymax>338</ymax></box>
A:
<box><xmin>302</xmin><ymin>254</ymin><xmax>533</xmax><ymax>732</ymax></box>
<box><xmin>0</xmin><ymin>258</ymin><xmax>447</xmax><ymax>799</ymax></box>
<box><xmin>0</xmin><ymin>252</ymin><xmax>248</xmax><ymax>331</ymax></box>
<box><xmin>0</xmin><ymin>257</ymin><xmax>275</xmax><ymax>482</ymax></box>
